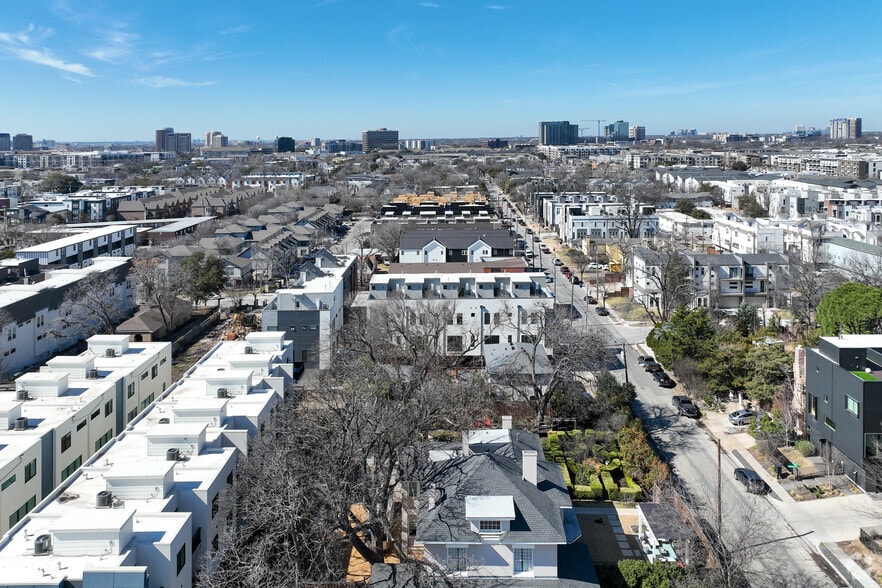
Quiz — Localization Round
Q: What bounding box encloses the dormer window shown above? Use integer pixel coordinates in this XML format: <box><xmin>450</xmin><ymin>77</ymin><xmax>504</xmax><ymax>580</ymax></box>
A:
<box><xmin>479</xmin><ymin>520</ymin><xmax>501</xmax><ymax>532</ymax></box>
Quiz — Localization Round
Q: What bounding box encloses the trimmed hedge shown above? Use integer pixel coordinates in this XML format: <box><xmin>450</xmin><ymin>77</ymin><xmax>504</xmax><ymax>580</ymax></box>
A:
<box><xmin>559</xmin><ymin>462</ymin><xmax>574</xmax><ymax>493</ymax></box>
<box><xmin>618</xmin><ymin>476</ymin><xmax>642</xmax><ymax>502</ymax></box>
<box><xmin>795</xmin><ymin>439</ymin><xmax>817</xmax><ymax>457</ymax></box>
<box><xmin>600</xmin><ymin>470</ymin><xmax>621</xmax><ymax>501</ymax></box>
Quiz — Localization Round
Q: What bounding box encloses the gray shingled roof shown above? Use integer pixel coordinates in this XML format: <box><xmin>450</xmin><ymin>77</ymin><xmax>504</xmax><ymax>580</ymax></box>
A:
<box><xmin>400</xmin><ymin>228</ymin><xmax>515</xmax><ymax>250</ymax></box>
<box><xmin>417</xmin><ymin>446</ymin><xmax>571</xmax><ymax>545</ymax></box>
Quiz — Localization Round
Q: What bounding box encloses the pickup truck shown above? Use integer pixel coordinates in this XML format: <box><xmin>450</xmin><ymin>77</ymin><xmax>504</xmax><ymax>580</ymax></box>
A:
<box><xmin>672</xmin><ymin>395</ymin><xmax>699</xmax><ymax>418</ymax></box>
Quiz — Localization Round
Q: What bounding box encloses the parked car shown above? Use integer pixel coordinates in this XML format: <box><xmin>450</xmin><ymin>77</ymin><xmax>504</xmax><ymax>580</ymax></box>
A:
<box><xmin>596</xmin><ymin>307</ymin><xmax>610</xmax><ymax>316</ymax></box>
<box><xmin>637</xmin><ymin>355</ymin><xmax>654</xmax><ymax>365</ymax></box>
<box><xmin>546</xmin><ymin>276</ymin><xmax>554</xmax><ymax>283</ymax></box>
<box><xmin>571</xmin><ymin>276</ymin><xmax>582</xmax><ymax>286</ymax></box>
<box><xmin>560</xmin><ymin>266</ymin><xmax>570</xmax><ymax>273</ymax></box>
<box><xmin>643</xmin><ymin>360</ymin><xmax>663</xmax><ymax>372</ymax></box>
<box><xmin>532</xmin><ymin>236</ymin><xmax>540</xmax><ymax>242</ymax></box>
<box><xmin>728</xmin><ymin>409</ymin><xmax>755</xmax><ymax>426</ymax></box>
<box><xmin>734</xmin><ymin>468</ymin><xmax>770</xmax><ymax>495</ymax></box>
<box><xmin>553</xmin><ymin>258</ymin><xmax>563</xmax><ymax>266</ymax></box>
<box><xmin>672</xmin><ymin>395</ymin><xmax>699</xmax><ymax>416</ymax></box>
<box><xmin>525</xmin><ymin>227</ymin><xmax>533</xmax><ymax>234</ymax></box>
<box><xmin>654</xmin><ymin>372</ymin><xmax>677</xmax><ymax>389</ymax></box>
<box><xmin>584</xmin><ymin>295</ymin><xmax>597</xmax><ymax>304</ymax></box>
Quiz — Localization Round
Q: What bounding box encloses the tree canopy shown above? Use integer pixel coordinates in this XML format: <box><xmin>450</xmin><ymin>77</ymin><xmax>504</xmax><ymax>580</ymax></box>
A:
<box><xmin>181</xmin><ymin>251</ymin><xmax>226</xmax><ymax>305</ymax></box>
<box><xmin>40</xmin><ymin>173</ymin><xmax>83</xmax><ymax>194</ymax></box>
<box><xmin>817</xmin><ymin>282</ymin><xmax>882</xmax><ymax>335</ymax></box>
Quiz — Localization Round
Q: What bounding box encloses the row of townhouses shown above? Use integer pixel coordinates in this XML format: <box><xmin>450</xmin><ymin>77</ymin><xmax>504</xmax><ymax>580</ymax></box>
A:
<box><xmin>0</xmin><ymin>331</ymin><xmax>294</xmax><ymax>587</ymax></box>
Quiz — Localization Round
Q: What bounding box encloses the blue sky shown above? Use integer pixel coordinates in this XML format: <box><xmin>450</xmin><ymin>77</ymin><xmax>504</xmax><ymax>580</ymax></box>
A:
<box><xmin>2</xmin><ymin>0</ymin><xmax>880</xmax><ymax>142</ymax></box>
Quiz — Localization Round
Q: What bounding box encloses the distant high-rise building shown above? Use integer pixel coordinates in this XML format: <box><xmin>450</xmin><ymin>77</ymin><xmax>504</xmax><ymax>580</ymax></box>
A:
<box><xmin>0</xmin><ymin>133</ymin><xmax>9</xmax><ymax>151</ymax></box>
<box><xmin>538</xmin><ymin>121</ymin><xmax>578</xmax><ymax>145</ymax></box>
<box><xmin>205</xmin><ymin>131</ymin><xmax>228</xmax><ymax>148</ymax></box>
<box><xmin>362</xmin><ymin>128</ymin><xmax>399</xmax><ymax>151</ymax></box>
<box><xmin>830</xmin><ymin>117</ymin><xmax>862</xmax><ymax>140</ymax></box>
<box><xmin>154</xmin><ymin>127</ymin><xmax>191</xmax><ymax>153</ymax></box>
<box><xmin>628</xmin><ymin>126</ymin><xmax>646</xmax><ymax>141</ymax></box>
<box><xmin>12</xmin><ymin>133</ymin><xmax>33</xmax><ymax>151</ymax></box>
<box><xmin>604</xmin><ymin>121</ymin><xmax>629</xmax><ymax>141</ymax></box>
<box><xmin>487</xmin><ymin>138</ymin><xmax>509</xmax><ymax>149</ymax></box>
<box><xmin>277</xmin><ymin>136</ymin><xmax>296</xmax><ymax>152</ymax></box>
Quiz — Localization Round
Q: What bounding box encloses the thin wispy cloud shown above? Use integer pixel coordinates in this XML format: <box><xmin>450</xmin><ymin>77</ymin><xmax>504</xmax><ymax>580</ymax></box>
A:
<box><xmin>0</xmin><ymin>23</ymin><xmax>93</xmax><ymax>76</ymax></box>
<box><xmin>486</xmin><ymin>4</ymin><xmax>506</xmax><ymax>9</ymax></box>
<box><xmin>419</xmin><ymin>2</ymin><xmax>441</xmax><ymax>7</ymax></box>
<box><xmin>85</xmin><ymin>30</ymin><xmax>139</xmax><ymax>63</ymax></box>
<box><xmin>134</xmin><ymin>75</ymin><xmax>216</xmax><ymax>88</ymax></box>
<box><xmin>219</xmin><ymin>24</ymin><xmax>254</xmax><ymax>35</ymax></box>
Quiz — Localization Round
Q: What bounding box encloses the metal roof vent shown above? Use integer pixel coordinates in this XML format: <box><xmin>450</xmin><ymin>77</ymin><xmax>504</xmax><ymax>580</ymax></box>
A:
<box><xmin>217</xmin><ymin>388</ymin><xmax>228</xmax><ymax>399</ymax></box>
<box><xmin>14</xmin><ymin>416</ymin><xmax>28</xmax><ymax>431</ymax></box>
<box><xmin>244</xmin><ymin>346</ymin><xmax>253</xmax><ymax>354</ymax></box>
<box><xmin>167</xmin><ymin>447</ymin><xmax>180</xmax><ymax>461</ymax></box>
<box><xmin>105</xmin><ymin>348</ymin><xmax>116</xmax><ymax>358</ymax></box>
<box><xmin>88</xmin><ymin>369</ymin><xmax>99</xmax><ymax>379</ymax></box>
<box><xmin>16</xmin><ymin>388</ymin><xmax>29</xmax><ymax>401</ymax></box>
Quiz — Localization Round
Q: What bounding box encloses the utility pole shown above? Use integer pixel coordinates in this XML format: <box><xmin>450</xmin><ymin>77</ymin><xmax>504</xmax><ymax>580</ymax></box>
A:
<box><xmin>621</xmin><ymin>342</ymin><xmax>629</xmax><ymax>386</ymax></box>
<box><xmin>717</xmin><ymin>438</ymin><xmax>722</xmax><ymax>538</ymax></box>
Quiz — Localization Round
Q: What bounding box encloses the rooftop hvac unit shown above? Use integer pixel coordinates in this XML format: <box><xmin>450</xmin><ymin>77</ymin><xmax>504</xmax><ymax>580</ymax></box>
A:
<box><xmin>217</xmin><ymin>388</ymin><xmax>228</xmax><ymax>399</ymax></box>
<box><xmin>105</xmin><ymin>348</ymin><xmax>116</xmax><ymax>358</ymax></box>
<box><xmin>167</xmin><ymin>447</ymin><xmax>180</xmax><ymax>461</ymax></box>
<box><xmin>33</xmin><ymin>534</ymin><xmax>52</xmax><ymax>556</ymax></box>
<box><xmin>16</xmin><ymin>388</ymin><xmax>29</xmax><ymax>401</ymax></box>
<box><xmin>243</xmin><ymin>346</ymin><xmax>253</xmax><ymax>354</ymax></box>
<box><xmin>158</xmin><ymin>417</ymin><xmax>170</xmax><ymax>424</ymax></box>
<box><xmin>14</xmin><ymin>416</ymin><xmax>28</xmax><ymax>431</ymax></box>
<box><xmin>88</xmin><ymin>369</ymin><xmax>99</xmax><ymax>379</ymax></box>
<box><xmin>96</xmin><ymin>490</ymin><xmax>113</xmax><ymax>508</ymax></box>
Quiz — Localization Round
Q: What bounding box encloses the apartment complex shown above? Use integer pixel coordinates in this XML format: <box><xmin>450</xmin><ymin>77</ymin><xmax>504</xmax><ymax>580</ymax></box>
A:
<box><xmin>0</xmin><ymin>335</ymin><xmax>172</xmax><ymax>536</ymax></box>
<box><xmin>12</xmin><ymin>134</ymin><xmax>33</xmax><ymax>151</ymax></box>
<box><xmin>0</xmin><ymin>332</ymin><xmax>294</xmax><ymax>587</ymax></box>
<box><xmin>204</xmin><ymin>131</ymin><xmax>228</xmax><ymax>148</ymax></box>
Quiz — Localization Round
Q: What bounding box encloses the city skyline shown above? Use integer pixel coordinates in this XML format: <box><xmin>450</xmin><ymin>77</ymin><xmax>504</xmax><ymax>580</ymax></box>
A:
<box><xmin>1</xmin><ymin>0</ymin><xmax>880</xmax><ymax>141</ymax></box>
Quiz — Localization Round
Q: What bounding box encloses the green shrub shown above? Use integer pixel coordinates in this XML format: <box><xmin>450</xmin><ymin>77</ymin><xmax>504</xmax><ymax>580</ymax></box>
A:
<box><xmin>601</xmin><ymin>459</ymin><xmax>622</xmax><ymax>476</ymax></box>
<box><xmin>795</xmin><ymin>440</ymin><xmax>817</xmax><ymax>457</ymax></box>
<box><xmin>559</xmin><ymin>462</ymin><xmax>574</xmax><ymax>492</ymax></box>
<box><xmin>618</xmin><ymin>476</ymin><xmax>642</xmax><ymax>502</ymax></box>
<box><xmin>601</xmin><ymin>470</ymin><xmax>620</xmax><ymax>501</ymax></box>
<box><xmin>617</xmin><ymin>559</ymin><xmax>685</xmax><ymax>588</ymax></box>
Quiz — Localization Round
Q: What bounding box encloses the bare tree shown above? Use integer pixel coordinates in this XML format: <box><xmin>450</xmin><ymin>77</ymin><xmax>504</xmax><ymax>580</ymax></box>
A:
<box><xmin>200</xmin><ymin>340</ymin><xmax>492</xmax><ymax>586</ymax></box>
<box><xmin>372</xmin><ymin>223</ymin><xmax>405</xmax><ymax>265</ymax></box>
<box><xmin>132</xmin><ymin>252</ymin><xmax>190</xmax><ymax>339</ymax></box>
<box><xmin>51</xmin><ymin>266</ymin><xmax>133</xmax><ymax>339</ymax></box>
<box><xmin>788</xmin><ymin>222</ymin><xmax>842</xmax><ymax>326</ymax></box>
<box><xmin>633</xmin><ymin>243</ymin><xmax>694</xmax><ymax>325</ymax></box>
<box><xmin>493</xmin><ymin>303</ymin><xmax>611</xmax><ymax>426</ymax></box>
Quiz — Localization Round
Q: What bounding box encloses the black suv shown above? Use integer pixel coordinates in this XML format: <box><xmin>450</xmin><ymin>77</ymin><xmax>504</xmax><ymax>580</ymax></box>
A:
<box><xmin>735</xmin><ymin>468</ymin><xmax>770</xmax><ymax>495</ymax></box>
<box><xmin>672</xmin><ymin>395</ymin><xmax>698</xmax><ymax>416</ymax></box>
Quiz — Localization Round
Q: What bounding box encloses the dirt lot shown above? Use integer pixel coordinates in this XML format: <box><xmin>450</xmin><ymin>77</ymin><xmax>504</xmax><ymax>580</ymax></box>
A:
<box><xmin>839</xmin><ymin>539</ymin><xmax>882</xmax><ymax>584</ymax></box>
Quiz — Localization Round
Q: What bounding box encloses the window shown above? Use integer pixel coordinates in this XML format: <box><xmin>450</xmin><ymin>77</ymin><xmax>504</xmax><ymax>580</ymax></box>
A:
<box><xmin>192</xmin><ymin>527</ymin><xmax>202</xmax><ymax>553</ymax></box>
<box><xmin>151</xmin><ymin>365</ymin><xmax>158</xmax><ymax>379</ymax></box>
<box><xmin>808</xmin><ymin>394</ymin><xmax>818</xmax><ymax>419</ymax></box>
<box><xmin>1</xmin><ymin>474</ymin><xmax>15</xmax><ymax>491</ymax></box>
<box><xmin>846</xmin><ymin>396</ymin><xmax>860</xmax><ymax>417</ymax></box>
<box><xmin>127</xmin><ymin>409</ymin><xmax>137</xmax><ymax>423</ymax></box>
<box><xmin>127</xmin><ymin>382</ymin><xmax>135</xmax><ymax>398</ymax></box>
<box><xmin>104</xmin><ymin>399</ymin><xmax>113</xmax><ymax>417</ymax></box>
<box><xmin>176</xmin><ymin>544</ymin><xmax>187</xmax><ymax>574</ymax></box>
<box><xmin>447</xmin><ymin>547</ymin><xmax>468</xmax><ymax>572</ymax></box>
<box><xmin>61</xmin><ymin>432</ymin><xmax>72</xmax><ymax>453</ymax></box>
<box><xmin>24</xmin><ymin>459</ymin><xmax>37</xmax><ymax>482</ymax></box>
<box><xmin>60</xmin><ymin>455</ymin><xmax>82</xmax><ymax>481</ymax></box>
<box><xmin>479</xmin><ymin>520</ymin><xmax>501</xmax><ymax>531</ymax></box>
<box><xmin>483</xmin><ymin>335</ymin><xmax>500</xmax><ymax>345</ymax></box>
<box><xmin>8</xmin><ymin>495</ymin><xmax>36</xmax><ymax>528</ymax></box>
<box><xmin>76</xmin><ymin>420</ymin><xmax>87</xmax><ymax>431</ymax></box>
<box><xmin>91</xmin><ymin>409</ymin><xmax>100</xmax><ymax>420</ymax></box>
<box><xmin>513</xmin><ymin>547</ymin><xmax>533</xmax><ymax>575</ymax></box>
<box><xmin>212</xmin><ymin>494</ymin><xmax>220</xmax><ymax>518</ymax></box>
<box><xmin>95</xmin><ymin>429</ymin><xmax>113</xmax><ymax>452</ymax></box>
<box><xmin>825</xmin><ymin>416</ymin><xmax>836</xmax><ymax>431</ymax></box>
<box><xmin>446</xmin><ymin>335</ymin><xmax>463</xmax><ymax>352</ymax></box>
<box><xmin>140</xmin><ymin>371</ymin><xmax>148</xmax><ymax>380</ymax></box>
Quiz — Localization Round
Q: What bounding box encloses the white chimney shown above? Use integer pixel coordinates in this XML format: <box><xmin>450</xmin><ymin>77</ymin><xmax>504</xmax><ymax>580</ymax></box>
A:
<box><xmin>501</xmin><ymin>415</ymin><xmax>513</xmax><ymax>430</ymax></box>
<box><xmin>461</xmin><ymin>431</ymin><xmax>471</xmax><ymax>457</ymax></box>
<box><xmin>522</xmin><ymin>450</ymin><xmax>537</xmax><ymax>486</ymax></box>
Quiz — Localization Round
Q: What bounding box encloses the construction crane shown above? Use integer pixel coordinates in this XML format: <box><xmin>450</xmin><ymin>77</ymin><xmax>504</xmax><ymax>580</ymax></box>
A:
<box><xmin>580</xmin><ymin>119</ymin><xmax>606</xmax><ymax>144</ymax></box>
